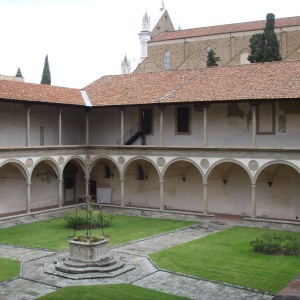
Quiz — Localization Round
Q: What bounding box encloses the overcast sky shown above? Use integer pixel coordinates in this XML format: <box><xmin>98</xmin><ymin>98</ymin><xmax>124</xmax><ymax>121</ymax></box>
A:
<box><xmin>0</xmin><ymin>0</ymin><xmax>299</xmax><ymax>88</ymax></box>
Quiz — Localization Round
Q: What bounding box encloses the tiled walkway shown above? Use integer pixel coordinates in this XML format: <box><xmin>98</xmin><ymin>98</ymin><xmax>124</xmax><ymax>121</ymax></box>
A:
<box><xmin>0</xmin><ymin>209</ymin><xmax>299</xmax><ymax>300</ymax></box>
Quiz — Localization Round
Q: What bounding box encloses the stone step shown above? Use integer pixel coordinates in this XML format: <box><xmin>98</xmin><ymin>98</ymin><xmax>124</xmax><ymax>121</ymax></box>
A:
<box><xmin>55</xmin><ymin>260</ymin><xmax>125</xmax><ymax>274</ymax></box>
<box><xmin>62</xmin><ymin>257</ymin><xmax>116</xmax><ymax>268</ymax></box>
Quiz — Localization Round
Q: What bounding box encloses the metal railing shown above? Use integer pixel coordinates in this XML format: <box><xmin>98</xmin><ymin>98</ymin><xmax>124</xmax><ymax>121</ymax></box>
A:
<box><xmin>117</xmin><ymin>122</ymin><xmax>142</xmax><ymax>145</ymax></box>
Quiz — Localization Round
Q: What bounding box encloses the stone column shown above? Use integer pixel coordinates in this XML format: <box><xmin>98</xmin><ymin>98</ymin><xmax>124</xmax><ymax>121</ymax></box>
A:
<box><xmin>119</xmin><ymin>107</ymin><xmax>126</xmax><ymax>145</ymax></box>
<box><xmin>203</xmin><ymin>107</ymin><xmax>208</xmax><ymax>146</ymax></box>
<box><xmin>158</xmin><ymin>105</ymin><xmax>166</xmax><ymax>147</ymax></box>
<box><xmin>85</xmin><ymin>176</ymin><xmax>90</xmax><ymax>196</ymax></box>
<box><xmin>203</xmin><ymin>182</ymin><xmax>208</xmax><ymax>215</ymax></box>
<box><xmin>120</xmin><ymin>177</ymin><xmax>125</xmax><ymax>206</ymax></box>
<box><xmin>85</xmin><ymin>109</ymin><xmax>90</xmax><ymax>145</ymax></box>
<box><xmin>25</xmin><ymin>105</ymin><xmax>32</xmax><ymax>146</ymax></box>
<box><xmin>250</xmin><ymin>103</ymin><xmax>258</xmax><ymax>147</ymax></box>
<box><xmin>159</xmin><ymin>179</ymin><xmax>165</xmax><ymax>210</ymax></box>
<box><xmin>251</xmin><ymin>184</ymin><xmax>256</xmax><ymax>219</ymax></box>
<box><xmin>58</xmin><ymin>109</ymin><xmax>63</xmax><ymax>146</ymax></box>
<box><xmin>58</xmin><ymin>179</ymin><xmax>63</xmax><ymax>208</ymax></box>
<box><xmin>26</xmin><ymin>182</ymin><xmax>31</xmax><ymax>213</ymax></box>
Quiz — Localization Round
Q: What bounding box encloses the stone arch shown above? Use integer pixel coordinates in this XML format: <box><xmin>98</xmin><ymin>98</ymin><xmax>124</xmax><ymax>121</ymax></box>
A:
<box><xmin>123</xmin><ymin>157</ymin><xmax>161</xmax><ymax>179</ymax></box>
<box><xmin>32</xmin><ymin>157</ymin><xmax>60</xmax><ymax>181</ymax></box>
<box><xmin>0</xmin><ymin>160</ymin><xmax>29</xmax><ymax>216</ymax></box>
<box><xmin>206</xmin><ymin>159</ymin><xmax>253</xmax><ymax>183</ymax></box>
<box><xmin>206</xmin><ymin>159</ymin><xmax>252</xmax><ymax>217</ymax></box>
<box><xmin>31</xmin><ymin>158</ymin><xmax>61</xmax><ymax>211</ymax></box>
<box><xmin>254</xmin><ymin>160</ymin><xmax>300</xmax><ymax>182</ymax></box>
<box><xmin>163</xmin><ymin>158</ymin><xmax>204</xmax><ymax>212</ymax></box>
<box><xmin>90</xmin><ymin>156</ymin><xmax>121</xmax><ymax>177</ymax></box>
<box><xmin>63</xmin><ymin>156</ymin><xmax>87</xmax><ymax>177</ymax></box>
<box><xmin>0</xmin><ymin>159</ymin><xmax>29</xmax><ymax>182</ymax></box>
<box><xmin>123</xmin><ymin>157</ymin><xmax>160</xmax><ymax>209</ymax></box>
<box><xmin>162</xmin><ymin>157</ymin><xmax>204</xmax><ymax>180</ymax></box>
<box><xmin>255</xmin><ymin>160</ymin><xmax>300</xmax><ymax>221</ymax></box>
<box><xmin>89</xmin><ymin>156</ymin><xmax>121</xmax><ymax>205</ymax></box>
<box><xmin>63</xmin><ymin>157</ymin><xmax>87</xmax><ymax>204</ymax></box>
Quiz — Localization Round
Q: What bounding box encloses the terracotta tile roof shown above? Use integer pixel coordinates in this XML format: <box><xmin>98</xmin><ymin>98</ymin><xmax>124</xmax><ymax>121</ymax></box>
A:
<box><xmin>86</xmin><ymin>60</ymin><xmax>300</xmax><ymax>107</ymax></box>
<box><xmin>151</xmin><ymin>16</ymin><xmax>300</xmax><ymax>42</ymax></box>
<box><xmin>0</xmin><ymin>80</ymin><xmax>85</xmax><ymax>106</ymax></box>
<box><xmin>86</xmin><ymin>69</ymin><xmax>200</xmax><ymax>106</ymax></box>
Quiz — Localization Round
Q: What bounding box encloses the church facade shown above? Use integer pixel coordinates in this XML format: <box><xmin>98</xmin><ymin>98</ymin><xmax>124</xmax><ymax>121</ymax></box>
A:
<box><xmin>0</xmin><ymin>60</ymin><xmax>300</xmax><ymax>223</ymax></box>
<box><xmin>134</xmin><ymin>10</ymin><xmax>300</xmax><ymax>73</ymax></box>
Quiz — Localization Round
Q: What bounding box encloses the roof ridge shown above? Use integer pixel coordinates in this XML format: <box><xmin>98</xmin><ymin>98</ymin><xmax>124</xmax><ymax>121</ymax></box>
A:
<box><xmin>159</xmin><ymin>69</ymin><xmax>202</xmax><ymax>102</ymax></box>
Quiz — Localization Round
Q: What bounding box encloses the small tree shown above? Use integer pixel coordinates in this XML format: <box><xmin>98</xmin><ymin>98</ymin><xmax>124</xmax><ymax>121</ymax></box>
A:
<box><xmin>40</xmin><ymin>55</ymin><xmax>51</xmax><ymax>85</ymax></box>
<box><xmin>207</xmin><ymin>49</ymin><xmax>220</xmax><ymax>67</ymax></box>
<box><xmin>248</xmin><ymin>13</ymin><xmax>281</xmax><ymax>63</ymax></box>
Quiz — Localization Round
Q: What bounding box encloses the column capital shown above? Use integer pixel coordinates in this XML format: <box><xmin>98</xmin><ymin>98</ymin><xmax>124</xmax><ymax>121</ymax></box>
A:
<box><xmin>24</xmin><ymin>104</ymin><xmax>32</xmax><ymax>110</ymax></box>
<box><xmin>249</xmin><ymin>102</ymin><xmax>260</xmax><ymax>107</ymax></box>
<box><xmin>157</xmin><ymin>104</ymin><xmax>167</xmax><ymax>110</ymax></box>
<box><xmin>56</xmin><ymin>106</ymin><xmax>64</xmax><ymax>112</ymax></box>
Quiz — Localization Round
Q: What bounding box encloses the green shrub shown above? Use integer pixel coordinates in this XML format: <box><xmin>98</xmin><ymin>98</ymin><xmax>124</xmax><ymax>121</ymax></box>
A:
<box><xmin>64</xmin><ymin>209</ymin><xmax>114</xmax><ymax>229</ymax></box>
<box><xmin>250</xmin><ymin>233</ymin><xmax>300</xmax><ymax>256</ymax></box>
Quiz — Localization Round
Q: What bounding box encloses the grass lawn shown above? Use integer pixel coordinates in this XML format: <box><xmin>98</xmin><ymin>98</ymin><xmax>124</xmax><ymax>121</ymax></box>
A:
<box><xmin>0</xmin><ymin>257</ymin><xmax>20</xmax><ymax>282</ymax></box>
<box><xmin>0</xmin><ymin>214</ymin><xmax>198</xmax><ymax>250</ymax></box>
<box><xmin>150</xmin><ymin>226</ymin><xmax>300</xmax><ymax>294</ymax></box>
<box><xmin>37</xmin><ymin>284</ymin><xmax>189</xmax><ymax>300</ymax></box>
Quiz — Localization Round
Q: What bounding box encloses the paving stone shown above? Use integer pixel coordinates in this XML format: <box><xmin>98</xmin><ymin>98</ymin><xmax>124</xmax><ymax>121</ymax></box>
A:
<box><xmin>0</xmin><ymin>278</ymin><xmax>58</xmax><ymax>300</ymax></box>
<box><xmin>134</xmin><ymin>271</ymin><xmax>272</xmax><ymax>300</ymax></box>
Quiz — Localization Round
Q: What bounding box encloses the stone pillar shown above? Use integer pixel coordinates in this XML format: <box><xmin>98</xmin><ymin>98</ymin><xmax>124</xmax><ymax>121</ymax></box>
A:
<box><xmin>203</xmin><ymin>183</ymin><xmax>208</xmax><ymax>215</ymax></box>
<box><xmin>120</xmin><ymin>177</ymin><xmax>125</xmax><ymax>206</ymax></box>
<box><xmin>85</xmin><ymin>109</ymin><xmax>90</xmax><ymax>146</ymax></box>
<box><xmin>203</xmin><ymin>107</ymin><xmax>208</xmax><ymax>147</ymax></box>
<box><xmin>85</xmin><ymin>176</ymin><xmax>90</xmax><ymax>196</ymax></box>
<box><xmin>159</xmin><ymin>179</ymin><xmax>164</xmax><ymax>210</ymax></box>
<box><xmin>250</xmin><ymin>103</ymin><xmax>258</xmax><ymax>147</ymax></box>
<box><xmin>26</xmin><ymin>182</ymin><xmax>31</xmax><ymax>213</ymax></box>
<box><xmin>58</xmin><ymin>109</ymin><xmax>63</xmax><ymax>146</ymax></box>
<box><xmin>119</xmin><ymin>107</ymin><xmax>126</xmax><ymax>145</ymax></box>
<box><xmin>158</xmin><ymin>105</ymin><xmax>166</xmax><ymax>147</ymax></box>
<box><xmin>58</xmin><ymin>179</ymin><xmax>63</xmax><ymax>208</ymax></box>
<box><xmin>25</xmin><ymin>105</ymin><xmax>32</xmax><ymax>146</ymax></box>
<box><xmin>251</xmin><ymin>184</ymin><xmax>256</xmax><ymax>219</ymax></box>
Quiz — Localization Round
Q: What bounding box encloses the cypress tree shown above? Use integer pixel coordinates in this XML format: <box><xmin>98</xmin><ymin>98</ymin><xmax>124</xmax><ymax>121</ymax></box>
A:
<box><xmin>206</xmin><ymin>49</ymin><xmax>220</xmax><ymax>67</ymax></box>
<box><xmin>40</xmin><ymin>55</ymin><xmax>51</xmax><ymax>85</ymax></box>
<box><xmin>248</xmin><ymin>13</ymin><xmax>281</xmax><ymax>63</ymax></box>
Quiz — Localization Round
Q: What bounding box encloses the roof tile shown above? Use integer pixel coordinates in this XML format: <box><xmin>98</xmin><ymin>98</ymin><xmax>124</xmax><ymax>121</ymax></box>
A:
<box><xmin>0</xmin><ymin>80</ymin><xmax>85</xmax><ymax>106</ymax></box>
<box><xmin>151</xmin><ymin>16</ymin><xmax>300</xmax><ymax>42</ymax></box>
<box><xmin>86</xmin><ymin>60</ymin><xmax>300</xmax><ymax>106</ymax></box>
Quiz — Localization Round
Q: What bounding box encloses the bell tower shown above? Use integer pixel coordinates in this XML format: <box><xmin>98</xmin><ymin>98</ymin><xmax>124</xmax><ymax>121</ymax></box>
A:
<box><xmin>139</xmin><ymin>12</ymin><xmax>151</xmax><ymax>62</ymax></box>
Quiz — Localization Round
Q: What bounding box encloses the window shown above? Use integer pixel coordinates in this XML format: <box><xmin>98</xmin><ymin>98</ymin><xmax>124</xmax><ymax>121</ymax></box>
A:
<box><xmin>257</xmin><ymin>103</ymin><xmax>275</xmax><ymax>135</ymax></box>
<box><xmin>176</xmin><ymin>106</ymin><xmax>190</xmax><ymax>134</ymax></box>
<box><xmin>164</xmin><ymin>51</ymin><xmax>171</xmax><ymax>70</ymax></box>
<box><xmin>40</xmin><ymin>126</ymin><xmax>44</xmax><ymax>146</ymax></box>
<box><xmin>141</xmin><ymin>108</ymin><xmax>153</xmax><ymax>134</ymax></box>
